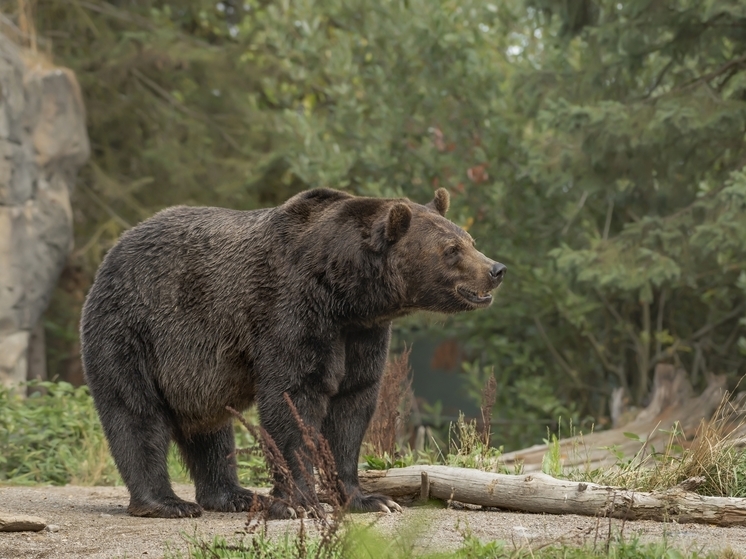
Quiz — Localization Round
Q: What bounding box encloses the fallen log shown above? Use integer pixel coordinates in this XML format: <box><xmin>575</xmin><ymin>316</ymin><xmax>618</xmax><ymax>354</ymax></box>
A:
<box><xmin>359</xmin><ymin>465</ymin><xmax>746</xmax><ymax>527</ymax></box>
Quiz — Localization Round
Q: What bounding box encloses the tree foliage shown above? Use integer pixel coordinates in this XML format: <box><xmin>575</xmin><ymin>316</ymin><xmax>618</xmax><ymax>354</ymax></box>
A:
<box><xmin>517</xmin><ymin>0</ymin><xmax>746</xmax><ymax>404</ymax></box>
<box><xmin>14</xmin><ymin>0</ymin><xmax>746</xmax><ymax>448</ymax></box>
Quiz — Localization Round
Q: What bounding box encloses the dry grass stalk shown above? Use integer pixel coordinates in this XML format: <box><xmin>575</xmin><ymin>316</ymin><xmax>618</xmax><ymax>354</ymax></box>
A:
<box><xmin>364</xmin><ymin>348</ymin><xmax>414</xmax><ymax>458</ymax></box>
<box><xmin>17</xmin><ymin>0</ymin><xmax>37</xmax><ymax>52</ymax></box>
<box><xmin>480</xmin><ymin>371</ymin><xmax>497</xmax><ymax>446</ymax></box>
<box><xmin>1</xmin><ymin>1</ymin><xmax>54</xmax><ymax>66</ymax></box>
<box><xmin>679</xmin><ymin>392</ymin><xmax>746</xmax><ymax>496</ymax></box>
<box><xmin>226</xmin><ymin>405</ymin><xmax>295</xmax><ymax>528</ymax></box>
<box><xmin>282</xmin><ymin>393</ymin><xmax>347</xmax><ymax>510</ymax></box>
<box><xmin>228</xmin><ymin>400</ymin><xmax>348</xmax><ymax>555</ymax></box>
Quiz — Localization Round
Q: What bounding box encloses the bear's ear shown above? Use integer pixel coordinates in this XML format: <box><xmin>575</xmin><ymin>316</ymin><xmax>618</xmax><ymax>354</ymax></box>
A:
<box><xmin>426</xmin><ymin>188</ymin><xmax>450</xmax><ymax>216</ymax></box>
<box><xmin>385</xmin><ymin>203</ymin><xmax>412</xmax><ymax>243</ymax></box>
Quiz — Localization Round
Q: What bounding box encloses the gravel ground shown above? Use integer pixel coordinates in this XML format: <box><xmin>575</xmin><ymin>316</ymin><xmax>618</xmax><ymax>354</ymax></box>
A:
<box><xmin>2</xmin><ymin>484</ymin><xmax>746</xmax><ymax>558</ymax></box>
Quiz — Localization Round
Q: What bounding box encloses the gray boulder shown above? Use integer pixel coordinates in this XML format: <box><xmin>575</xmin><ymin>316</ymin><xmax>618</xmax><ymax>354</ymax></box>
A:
<box><xmin>0</xmin><ymin>34</ymin><xmax>89</xmax><ymax>388</ymax></box>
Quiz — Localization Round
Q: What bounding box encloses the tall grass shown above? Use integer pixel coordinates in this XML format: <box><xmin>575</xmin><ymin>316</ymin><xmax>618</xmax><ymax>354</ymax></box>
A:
<box><xmin>570</xmin><ymin>395</ymin><xmax>746</xmax><ymax>498</ymax></box>
<box><xmin>0</xmin><ymin>381</ymin><xmax>119</xmax><ymax>485</ymax></box>
<box><xmin>363</xmin><ymin>348</ymin><xmax>414</xmax><ymax>459</ymax></box>
<box><xmin>0</xmin><ymin>381</ymin><xmax>267</xmax><ymax>487</ymax></box>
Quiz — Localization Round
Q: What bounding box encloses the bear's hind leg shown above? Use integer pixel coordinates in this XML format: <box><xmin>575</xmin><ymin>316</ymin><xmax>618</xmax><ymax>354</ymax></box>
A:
<box><xmin>176</xmin><ymin>424</ymin><xmax>259</xmax><ymax>512</ymax></box>
<box><xmin>98</xmin><ymin>401</ymin><xmax>203</xmax><ymax>518</ymax></box>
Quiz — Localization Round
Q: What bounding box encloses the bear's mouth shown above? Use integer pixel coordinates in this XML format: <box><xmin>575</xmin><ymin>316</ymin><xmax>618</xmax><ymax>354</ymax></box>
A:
<box><xmin>456</xmin><ymin>286</ymin><xmax>493</xmax><ymax>307</ymax></box>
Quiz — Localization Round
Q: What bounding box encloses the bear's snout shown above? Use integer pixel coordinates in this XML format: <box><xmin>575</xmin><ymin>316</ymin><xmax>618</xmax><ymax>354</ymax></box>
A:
<box><xmin>489</xmin><ymin>262</ymin><xmax>507</xmax><ymax>287</ymax></box>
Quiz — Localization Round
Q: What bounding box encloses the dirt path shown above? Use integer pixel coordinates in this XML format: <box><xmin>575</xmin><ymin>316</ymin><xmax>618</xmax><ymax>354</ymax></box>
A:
<box><xmin>2</xmin><ymin>484</ymin><xmax>746</xmax><ymax>558</ymax></box>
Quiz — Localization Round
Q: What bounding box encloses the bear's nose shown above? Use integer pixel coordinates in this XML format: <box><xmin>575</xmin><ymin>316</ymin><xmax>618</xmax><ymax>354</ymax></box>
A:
<box><xmin>490</xmin><ymin>262</ymin><xmax>507</xmax><ymax>283</ymax></box>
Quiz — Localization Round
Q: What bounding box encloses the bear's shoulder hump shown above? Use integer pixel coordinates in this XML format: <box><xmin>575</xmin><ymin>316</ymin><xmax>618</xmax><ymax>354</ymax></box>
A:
<box><xmin>281</xmin><ymin>188</ymin><xmax>353</xmax><ymax>218</ymax></box>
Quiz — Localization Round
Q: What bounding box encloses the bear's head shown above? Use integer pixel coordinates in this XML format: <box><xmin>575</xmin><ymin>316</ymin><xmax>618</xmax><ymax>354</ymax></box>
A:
<box><xmin>281</xmin><ymin>187</ymin><xmax>505</xmax><ymax>318</ymax></box>
<box><xmin>382</xmin><ymin>189</ymin><xmax>506</xmax><ymax>314</ymax></box>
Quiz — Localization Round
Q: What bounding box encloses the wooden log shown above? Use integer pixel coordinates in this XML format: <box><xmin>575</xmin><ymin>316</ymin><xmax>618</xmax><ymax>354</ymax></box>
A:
<box><xmin>360</xmin><ymin>465</ymin><xmax>746</xmax><ymax>527</ymax></box>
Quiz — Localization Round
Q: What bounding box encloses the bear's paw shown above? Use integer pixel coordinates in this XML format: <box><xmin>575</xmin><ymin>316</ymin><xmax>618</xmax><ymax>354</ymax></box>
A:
<box><xmin>127</xmin><ymin>497</ymin><xmax>203</xmax><ymax>518</ymax></box>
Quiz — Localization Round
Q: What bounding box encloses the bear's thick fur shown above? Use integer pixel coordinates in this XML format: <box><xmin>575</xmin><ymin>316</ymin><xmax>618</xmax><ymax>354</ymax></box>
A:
<box><xmin>80</xmin><ymin>188</ymin><xmax>505</xmax><ymax>518</ymax></box>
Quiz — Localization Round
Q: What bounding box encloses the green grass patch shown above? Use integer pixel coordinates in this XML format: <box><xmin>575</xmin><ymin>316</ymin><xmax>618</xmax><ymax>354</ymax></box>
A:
<box><xmin>0</xmin><ymin>381</ymin><xmax>119</xmax><ymax>485</ymax></box>
<box><xmin>0</xmin><ymin>381</ymin><xmax>268</xmax><ymax>487</ymax></box>
<box><xmin>363</xmin><ymin>412</ymin><xmax>511</xmax><ymax>474</ymax></box>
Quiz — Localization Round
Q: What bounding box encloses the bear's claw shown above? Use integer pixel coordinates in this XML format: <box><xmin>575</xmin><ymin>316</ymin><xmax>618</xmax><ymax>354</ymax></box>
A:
<box><xmin>384</xmin><ymin>499</ymin><xmax>403</xmax><ymax>513</ymax></box>
<box><xmin>349</xmin><ymin>493</ymin><xmax>403</xmax><ymax>514</ymax></box>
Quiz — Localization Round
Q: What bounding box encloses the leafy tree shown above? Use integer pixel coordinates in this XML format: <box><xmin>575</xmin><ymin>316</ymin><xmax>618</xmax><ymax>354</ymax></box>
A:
<box><xmin>519</xmin><ymin>0</ymin><xmax>746</xmax><ymax>399</ymax></box>
<box><xmin>456</xmin><ymin>0</ymin><xmax>746</xmax><ymax>444</ymax></box>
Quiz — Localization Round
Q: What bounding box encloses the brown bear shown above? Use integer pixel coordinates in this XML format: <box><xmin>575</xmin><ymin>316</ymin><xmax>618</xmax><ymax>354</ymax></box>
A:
<box><xmin>80</xmin><ymin>188</ymin><xmax>505</xmax><ymax>519</ymax></box>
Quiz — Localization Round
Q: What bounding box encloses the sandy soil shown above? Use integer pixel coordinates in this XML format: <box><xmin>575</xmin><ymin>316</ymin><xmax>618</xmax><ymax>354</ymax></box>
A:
<box><xmin>2</xmin><ymin>484</ymin><xmax>746</xmax><ymax>558</ymax></box>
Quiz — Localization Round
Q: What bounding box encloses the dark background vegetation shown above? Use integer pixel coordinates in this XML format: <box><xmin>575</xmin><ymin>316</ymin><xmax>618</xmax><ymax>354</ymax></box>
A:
<box><xmin>5</xmin><ymin>0</ymin><xmax>746</xmax><ymax>450</ymax></box>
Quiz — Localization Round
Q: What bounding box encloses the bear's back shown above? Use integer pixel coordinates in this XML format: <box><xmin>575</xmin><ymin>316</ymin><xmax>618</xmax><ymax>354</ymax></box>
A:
<box><xmin>83</xmin><ymin>206</ymin><xmax>275</xmax><ymax>325</ymax></box>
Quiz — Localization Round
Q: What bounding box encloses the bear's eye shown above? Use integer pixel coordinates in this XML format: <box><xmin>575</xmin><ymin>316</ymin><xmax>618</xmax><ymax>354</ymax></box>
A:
<box><xmin>444</xmin><ymin>245</ymin><xmax>460</xmax><ymax>258</ymax></box>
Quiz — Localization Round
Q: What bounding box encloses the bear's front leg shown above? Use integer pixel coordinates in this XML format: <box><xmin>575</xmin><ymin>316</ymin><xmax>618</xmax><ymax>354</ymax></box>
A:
<box><xmin>257</xmin><ymin>385</ymin><xmax>331</xmax><ymax>519</ymax></box>
<box><xmin>321</xmin><ymin>326</ymin><xmax>402</xmax><ymax>514</ymax></box>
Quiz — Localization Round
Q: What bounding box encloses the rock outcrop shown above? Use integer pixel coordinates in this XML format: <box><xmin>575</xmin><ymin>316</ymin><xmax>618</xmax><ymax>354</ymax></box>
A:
<box><xmin>0</xmin><ymin>34</ymin><xmax>89</xmax><ymax>388</ymax></box>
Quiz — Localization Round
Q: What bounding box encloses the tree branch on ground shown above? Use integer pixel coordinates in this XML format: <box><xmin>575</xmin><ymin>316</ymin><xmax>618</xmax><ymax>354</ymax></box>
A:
<box><xmin>360</xmin><ymin>465</ymin><xmax>746</xmax><ymax>526</ymax></box>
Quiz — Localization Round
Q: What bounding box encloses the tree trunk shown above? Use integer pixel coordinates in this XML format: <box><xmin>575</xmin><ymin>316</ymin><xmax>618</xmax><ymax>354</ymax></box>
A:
<box><xmin>359</xmin><ymin>465</ymin><xmax>746</xmax><ymax>527</ymax></box>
